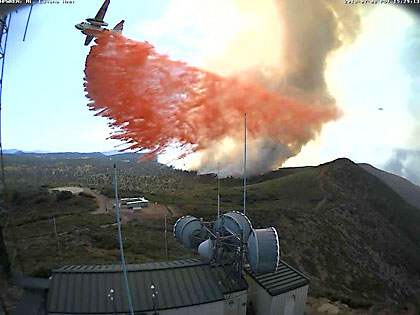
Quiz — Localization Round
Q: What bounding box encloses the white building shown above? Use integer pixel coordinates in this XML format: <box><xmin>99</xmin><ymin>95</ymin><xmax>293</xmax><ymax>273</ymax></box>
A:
<box><xmin>121</xmin><ymin>197</ymin><xmax>149</xmax><ymax>210</ymax></box>
<box><xmin>45</xmin><ymin>259</ymin><xmax>308</xmax><ymax>315</ymax></box>
<box><xmin>244</xmin><ymin>260</ymin><xmax>309</xmax><ymax>315</ymax></box>
<box><xmin>47</xmin><ymin>259</ymin><xmax>248</xmax><ymax>315</ymax></box>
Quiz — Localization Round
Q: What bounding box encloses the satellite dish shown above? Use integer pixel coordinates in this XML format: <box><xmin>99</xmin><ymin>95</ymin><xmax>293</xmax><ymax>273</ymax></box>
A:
<box><xmin>247</xmin><ymin>227</ymin><xmax>280</xmax><ymax>274</ymax></box>
<box><xmin>174</xmin><ymin>217</ymin><xmax>281</xmax><ymax>275</ymax></box>
<box><xmin>198</xmin><ymin>239</ymin><xmax>214</xmax><ymax>262</ymax></box>
<box><xmin>173</xmin><ymin>216</ymin><xmax>208</xmax><ymax>249</ymax></box>
<box><xmin>173</xmin><ymin>117</ymin><xmax>281</xmax><ymax>276</ymax></box>
<box><xmin>212</xmin><ymin>211</ymin><xmax>252</xmax><ymax>245</ymax></box>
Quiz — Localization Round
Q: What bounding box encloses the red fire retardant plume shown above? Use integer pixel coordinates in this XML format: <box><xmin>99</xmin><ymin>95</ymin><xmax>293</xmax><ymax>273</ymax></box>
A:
<box><xmin>84</xmin><ymin>32</ymin><xmax>338</xmax><ymax>158</ymax></box>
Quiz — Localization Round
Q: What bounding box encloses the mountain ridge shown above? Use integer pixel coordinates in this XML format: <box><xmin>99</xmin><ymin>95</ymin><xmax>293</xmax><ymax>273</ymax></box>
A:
<box><xmin>359</xmin><ymin>162</ymin><xmax>420</xmax><ymax>210</ymax></box>
<box><xmin>2</xmin><ymin>154</ymin><xmax>420</xmax><ymax>307</ymax></box>
<box><xmin>239</xmin><ymin>158</ymin><xmax>420</xmax><ymax>304</ymax></box>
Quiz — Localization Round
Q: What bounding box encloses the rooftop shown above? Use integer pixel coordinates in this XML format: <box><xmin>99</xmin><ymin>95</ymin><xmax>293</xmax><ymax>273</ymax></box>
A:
<box><xmin>244</xmin><ymin>259</ymin><xmax>310</xmax><ymax>296</ymax></box>
<box><xmin>47</xmin><ymin>259</ymin><xmax>248</xmax><ymax>314</ymax></box>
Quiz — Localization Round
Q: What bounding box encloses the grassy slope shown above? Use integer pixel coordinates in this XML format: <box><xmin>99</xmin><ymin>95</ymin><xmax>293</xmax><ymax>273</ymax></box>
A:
<box><xmin>3</xmin><ymin>186</ymin><xmax>194</xmax><ymax>277</ymax></box>
<box><xmin>147</xmin><ymin>158</ymin><xmax>420</xmax><ymax>305</ymax></box>
<box><xmin>2</xmin><ymin>154</ymin><xmax>420</xmax><ymax>308</ymax></box>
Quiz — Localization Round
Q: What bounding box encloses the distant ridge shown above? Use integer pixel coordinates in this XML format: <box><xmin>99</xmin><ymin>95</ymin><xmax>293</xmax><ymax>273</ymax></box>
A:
<box><xmin>4</xmin><ymin>150</ymin><xmax>420</xmax><ymax>211</ymax></box>
<box><xmin>101</xmin><ymin>150</ymin><xmax>119</xmax><ymax>156</ymax></box>
<box><xmin>359</xmin><ymin>163</ymin><xmax>420</xmax><ymax>210</ymax></box>
<box><xmin>3</xmin><ymin>149</ymin><xmax>24</xmax><ymax>154</ymax></box>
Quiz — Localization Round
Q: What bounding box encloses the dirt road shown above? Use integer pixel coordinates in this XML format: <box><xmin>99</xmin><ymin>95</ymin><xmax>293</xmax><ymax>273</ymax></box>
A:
<box><xmin>86</xmin><ymin>187</ymin><xmax>180</xmax><ymax>223</ymax></box>
<box><xmin>83</xmin><ymin>188</ymin><xmax>111</xmax><ymax>214</ymax></box>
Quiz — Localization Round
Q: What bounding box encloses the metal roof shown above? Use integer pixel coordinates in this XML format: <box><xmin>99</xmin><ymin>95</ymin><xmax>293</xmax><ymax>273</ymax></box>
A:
<box><xmin>244</xmin><ymin>259</ymin><xmax>310</xmax><ymax>296</ymax></box>
<box><xmin>10</xmin><ymin>272</ymin><xmax>49</xmax><ymax>315</ymax></box>
<box><xmin>47</xmin><ymin>259</ymin><xmax>248</xmax><ymax>314</ymax></box>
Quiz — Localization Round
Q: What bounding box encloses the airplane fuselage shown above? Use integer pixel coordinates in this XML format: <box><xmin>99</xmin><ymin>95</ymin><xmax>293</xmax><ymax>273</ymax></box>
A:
<box><xmin>75</xmin><ymin>22</ymin><xmax>122</xmax><ymax>36</ymax></box>
<box><xmin>75</xmin><ymin>23</ymin><xmax>105</xmax><ymax>36</ymax></box>
<box><xmin>75</xmin><ymin>0</ymin><xmax>123</xmax><ymax>45</ymax></box>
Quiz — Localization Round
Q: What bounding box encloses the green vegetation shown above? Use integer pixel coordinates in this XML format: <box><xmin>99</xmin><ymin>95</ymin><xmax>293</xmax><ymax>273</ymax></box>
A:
<box><xmin>2</xmin><ymin>184</ymin><xmax>193</xmax><ymax>277</ymax></box>
<box><xmin>1</xmin><ymin>153</ymin><xmax>420</xmax><ymax>308</ymax></box>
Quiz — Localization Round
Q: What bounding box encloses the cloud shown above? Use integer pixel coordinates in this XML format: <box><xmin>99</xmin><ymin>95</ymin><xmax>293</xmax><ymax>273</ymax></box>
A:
<box><xmin>382</xmin><ymin>149</ymin><xmax>420</xmax><ymax>185</ymax></box>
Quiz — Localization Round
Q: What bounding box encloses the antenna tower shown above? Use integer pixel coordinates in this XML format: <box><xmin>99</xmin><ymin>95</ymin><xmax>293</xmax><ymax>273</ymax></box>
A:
<box><xmin>0</xmin><ymin>13</ymin><xmax>11</xmax><ymax>279</ymax></box>
<box><xmin>173</xmin><ymin>113</ymin><xmax>280</xmax><ymax>277</ymax></box>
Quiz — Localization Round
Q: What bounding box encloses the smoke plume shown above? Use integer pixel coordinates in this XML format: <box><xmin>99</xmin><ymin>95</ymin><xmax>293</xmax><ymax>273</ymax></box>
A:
<box><xmin>273</xmin><ymin>0</ymin><xmax>360</xmax><ymax>98</ymax></box>
<box><xmin>84</xmin><ymin>33</ymin><xmax>337</xmax><ymax>165</ymax></box>
<box><xmin>84</xmin><ymin>0</ymin><xmax>362</xmax><ymax>176</ymax></box>
<box><xmin>382</xmin><ymin>17</ymin><xmax>420</xmax><ymax>184</ymax></box>
<box><xmin>192</xmin><ymin>0</ymin><xmax>362</xmax><ymax>175</ymax></box>
<box><xmin>382</xmin><ymin>149</ymin><xmax>420</xmax><ymax>185</ymax></box>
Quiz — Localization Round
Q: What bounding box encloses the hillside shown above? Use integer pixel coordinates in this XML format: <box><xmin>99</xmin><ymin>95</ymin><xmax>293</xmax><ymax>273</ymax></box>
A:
<box><xmin>359</xmin><ymin>163</ymin><xmax>420</xmax><ymax>210</ymax></box>
<box><xmin>153</xmin><ymin>158</ymin><xmax>420</xmax><ymax>306</ymax></box>
<box><xmin>2</xmin><ymin>152</ymin><xmax>216</xmax><ymax>191</ymax></box>
<box><xmin>247</xmin><ymin>159</ymin><xmax>420</xmax><ymax>305</ymax></box>
<box><xmin>1</xmin><ymin>154</ymin><xmax>420</xmax><ymax>310</ymax></box>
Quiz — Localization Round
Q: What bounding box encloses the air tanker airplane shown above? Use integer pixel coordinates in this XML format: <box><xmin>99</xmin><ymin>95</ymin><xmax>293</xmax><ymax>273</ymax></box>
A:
<box><xmin>75</xmin><ymin>0</ymin><xmax>124</xmax><ymax>45</ymax></box>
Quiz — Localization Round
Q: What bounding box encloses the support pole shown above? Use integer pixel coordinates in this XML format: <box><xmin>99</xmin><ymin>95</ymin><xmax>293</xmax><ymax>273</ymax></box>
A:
<box><xmin>53</xmin><ymin>217</ymin><xmax>62</xmax><ymax>262</ymax></box>
<box><xmin>113</xmin><ymin>165</ymin><xmax>134</xmax><ymax>315</ymax></box>
<box><xmin>0</xmin><ymin>14</ymin><xmax>11</xmax><ymax>278</ymax></box>
<box><xmin>217</xmin><ymin>162</ymin><xmax>220</xmax><ymax>224</ymax></box>
<box><xmin>0</xmin><ymin>14</ymin><xmax>11</xmax><ymax>193</ymax></box>
<box><xmin>0</xmin><ymin>226</ymin><xmax>9</xmax><ymax>276</ymax></box>
<box><xmin>243</xmin><ymin>113</ymin><xmax>247</xmax><ymax>216</ymax></box>
<box><xmin>164</xmin><ymin>209</ymin><xmax>168</xmax><ymax>261</ymax></box>
<box><xmin>23</xmin><ymin>3</ymin><xmax>33</xmax><ymax>41</ymax></box>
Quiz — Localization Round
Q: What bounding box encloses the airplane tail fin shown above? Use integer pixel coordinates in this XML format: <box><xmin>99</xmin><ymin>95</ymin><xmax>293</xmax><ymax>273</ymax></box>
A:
<box><xmin>113</xmin><ymin>20</ymin><xmax>124</xmax><ymax>33</ymax></box>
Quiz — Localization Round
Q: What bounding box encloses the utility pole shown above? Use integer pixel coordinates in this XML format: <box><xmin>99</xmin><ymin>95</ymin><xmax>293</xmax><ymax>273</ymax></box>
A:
<box><xmin>0</xmin><ymin>13</ymin><xmax>11</xmax><ymax>280</ymax></box>
<box><xmin>164</xmin><ymin>207</ymin><xmax>168</xmax><ymax>261</ymax></box>
<box><xmin>113</xmin><ymin>165</ymin><xmax>134</xmax><ymax>315</ymax></box>
<box><xmin>243</xmin><ymin>113</ymin><xmax>247</xmax><ymax>216</ymax></box>
<box><xmin>217</xmin><ymin>162</ymin><xmax>220</xmax><ymax>223</ymax></box>
<box><xmin>53</xmin><ymin>217</ymin><xmax>62</xmax><ymax>261</ymax></box>
<box><xmin>0</xmin><ymin>225</ymin><xmax>10</xmax><ymax>276</ymax></box>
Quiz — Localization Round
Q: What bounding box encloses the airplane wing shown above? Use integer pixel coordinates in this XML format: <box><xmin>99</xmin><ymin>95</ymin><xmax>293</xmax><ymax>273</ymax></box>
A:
<box><xmin>113</xmin><ymin>20</ymin><xmax>124</xmax><ymax>32</ymax></box>
<box><xmin>94</xmin><ymin>0</ymin><xmax>110</xmax><ymax>21</ymax></box>
<box><xmin>84</xmin><ymin>35</ymin><xmax>94</xmax><ymax>46</ymax></box>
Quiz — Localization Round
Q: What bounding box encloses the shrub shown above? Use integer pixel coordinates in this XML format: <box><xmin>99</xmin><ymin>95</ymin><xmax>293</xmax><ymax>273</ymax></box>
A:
<box><xmin>56</xmin><ymin>191</ymin><xmax>73</xmax><ymax>202</ymax></box>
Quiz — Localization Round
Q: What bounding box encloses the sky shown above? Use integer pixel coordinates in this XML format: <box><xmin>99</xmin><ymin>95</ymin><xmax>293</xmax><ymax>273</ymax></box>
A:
<box><xmin>285</xmin><ymin>6</ymin><xmax>417</xmax><ymax>164</ymax></box>
<box><xmin>2</xmin><ymin>0</ymin><xmax>420</xmax><ymax>182</ymax></box>
<box><xmin>3</xmin><ymin>0</ymin><xmax>170</xmax><ymax>152</ymax></box>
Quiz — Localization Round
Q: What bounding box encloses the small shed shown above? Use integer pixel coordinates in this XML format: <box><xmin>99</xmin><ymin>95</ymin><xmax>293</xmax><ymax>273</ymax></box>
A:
<box><xmin>121</xmin><ymin>197</ymin><xmax>149</xmax><ymax>210</ymax></box>
<box><xmin>47</xmin><ymin>259</ymin><xmax>248</xmax><ymax>315</ymax></box>
<box><xmin>244</xmin><ymin>260</ymin><xmax>310</xmax><ymax>315</ymax></box>
<box><xmin>121</xmin><ymin>197</ymin><xmax>149</xmax><ymax>204</ymax></box>
<box><xmin>126</xmin><ymin>200</ymin><xmax>148</xmax><ymax>210</ymax></box>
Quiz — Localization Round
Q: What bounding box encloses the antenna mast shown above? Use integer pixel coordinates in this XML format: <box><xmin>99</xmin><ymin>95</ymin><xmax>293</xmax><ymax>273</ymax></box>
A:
<box><xmin>0</xmin><ymin>13</ymin><xmax>11</xmax><ymax>279</ymax></box>
<box><xmin>243</xmin><ymin>113</ymin><xmax>247</xmax><ymax>216</ymax></box>
<box><xmin>23</xmin><ymin>3</ymin><xmax>33</xmax><ymax>41</ymax></box>
<box><xmin>217</xmin><ymin>162</ymin><xmax>220</xmax><ymax>222</ymax></box>
<box><xmin>175</xmin><ymin>113</ymin><xmax>280</xmax><ymax>275</ymax></box>
<box><xmin>113</xmin><ymin>164</ymin><xmax>134</xmax><ymax>315</ymax></box>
